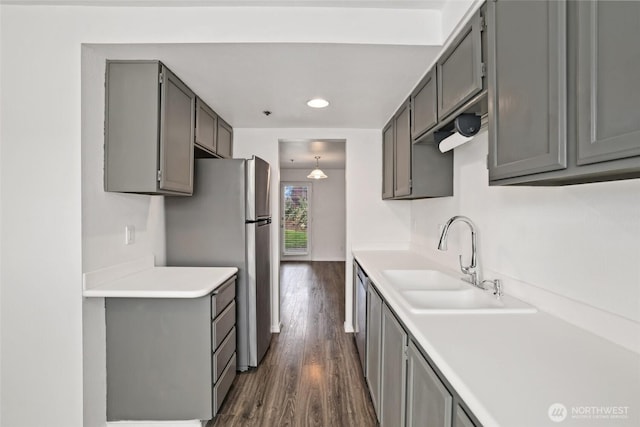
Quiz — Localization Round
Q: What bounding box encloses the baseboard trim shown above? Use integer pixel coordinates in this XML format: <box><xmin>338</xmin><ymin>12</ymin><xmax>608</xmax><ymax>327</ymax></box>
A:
<box><xmin>271</xmin><ymin>321</ymin><xmax>283</xmax><ymax>333</ymax></box>
<box><xmin>344</xmin><ymin>322</ymin><xmax>354</xmax><ymax>333</ymax></box>
<box><xmin>106</xmin><ymin>420</ymin><xmax>205</xmax><ymax>427</ymax></box>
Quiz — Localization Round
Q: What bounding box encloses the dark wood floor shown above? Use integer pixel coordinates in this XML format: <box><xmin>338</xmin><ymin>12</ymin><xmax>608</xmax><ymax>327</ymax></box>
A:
<box><xmin>212</xmin><ymin>261</ymin><xmax>377</xmax><ymax>426</ymax></box>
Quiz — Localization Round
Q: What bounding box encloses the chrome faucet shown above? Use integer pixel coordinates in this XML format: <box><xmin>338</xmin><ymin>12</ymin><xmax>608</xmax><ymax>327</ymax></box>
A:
<box><xmin>437</xmin><ymin>215</ymin><xmax>479</xmax><ymax>287</ymax></box>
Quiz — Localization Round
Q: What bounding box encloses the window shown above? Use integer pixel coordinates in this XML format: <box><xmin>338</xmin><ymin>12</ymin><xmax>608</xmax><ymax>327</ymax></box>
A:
<box><xmin>282</xmin><ymin>183</ymin><xmax>311</xmax><ymax>256</ymax></box>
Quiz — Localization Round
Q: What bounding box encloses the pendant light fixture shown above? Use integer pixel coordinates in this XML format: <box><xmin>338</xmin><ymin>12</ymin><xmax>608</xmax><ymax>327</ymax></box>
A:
<box><xmin>307</xmin><ymin>156</ymin><xmax>328</xmax><ymax>180</ymax></box>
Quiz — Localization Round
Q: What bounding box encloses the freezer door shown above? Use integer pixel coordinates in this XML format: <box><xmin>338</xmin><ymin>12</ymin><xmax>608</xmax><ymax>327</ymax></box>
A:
<box><xmin>246</xmin><ymin>156</ymin><xmax>271</xmax><ymax>221</ymax></box>
<box><xmin>246</xmin><ymin>220</ymin><xmax>272</xmax><ymax>367</ymax></box>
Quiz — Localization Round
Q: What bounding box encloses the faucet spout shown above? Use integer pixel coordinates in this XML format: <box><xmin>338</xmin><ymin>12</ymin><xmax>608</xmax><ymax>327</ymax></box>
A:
<box><xmin>437</xmin><ymin>215</ymin><xmax>478</xmax><ymax>286</ymax></box>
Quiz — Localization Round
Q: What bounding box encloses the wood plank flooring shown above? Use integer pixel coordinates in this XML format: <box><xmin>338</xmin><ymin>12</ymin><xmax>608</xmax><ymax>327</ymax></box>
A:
<box><xmin>212</xmin><ymin>261</ymin><xmax>377</xmax><ymax>426</ymax></box>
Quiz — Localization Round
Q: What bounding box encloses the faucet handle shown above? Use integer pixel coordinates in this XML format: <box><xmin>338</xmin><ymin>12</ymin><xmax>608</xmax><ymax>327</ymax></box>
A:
<box><xmin>481</xmin><ymin>279</ymin><xmax>503</xmax><ymax>298</ymax></box>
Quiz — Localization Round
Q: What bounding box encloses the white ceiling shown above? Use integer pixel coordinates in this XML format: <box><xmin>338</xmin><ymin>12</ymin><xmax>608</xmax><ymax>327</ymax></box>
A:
<box><xmin>91</xmin><ymin>43</ymin><xmax>442</xmax><ymax>129</ymax></box>
<box><xmin>80</xmin><ymin>0</ymin><xmax>476</xmax><ymax>162</ymax></box>
<box><xmin>279</xmin><ymin>139</ymin><xmax>346</xmax><ymax>169</ymax></box>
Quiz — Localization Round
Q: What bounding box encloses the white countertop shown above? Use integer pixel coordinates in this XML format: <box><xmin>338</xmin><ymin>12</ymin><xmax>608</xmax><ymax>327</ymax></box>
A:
<box><xmin>83</xmin><ymin>264</ymin><xmax>238</xmax><ymax>298</ymax></box>
<box><xmin>353</xmin><ymin>250</ymin><xmax>640</xmax><ymax>427</ymax></box>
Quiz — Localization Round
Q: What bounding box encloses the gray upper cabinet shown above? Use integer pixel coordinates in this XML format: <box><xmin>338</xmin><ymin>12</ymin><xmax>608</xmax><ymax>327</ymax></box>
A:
<box><xmin>105</xmin><ymin>60</ymin><xmax>195</xmax><ymax>195</ymax></box>
<box><xmin>382</xmin><ymin>121</ymin><xmax>395</xmax><ymax>199</ymax></box>
<box><xmin>575</xmin><ymin>0</ymin><xmax>640</xmax><ymax>165</ymax></box>
<box><xmin>380</xmin><ymin>303</ymin><xmax>407</xmax><ymax>427</ymax></box>
<box><xmin>411</xmin><ymin>68</ymin><xmax>438</xmax><ymax>140</ymax></box>
<box><xmin>366</xmin><ymin>283</ymin><xmax>383</xmax><ymax>421</ymax></box>
<box><xmin>489</xmin><ymin>0</ymin><xmax>640</xmax><ymax>185</ymax></box>
<box><xmin>195</xmin><ymin>97</ymin><xmax>217</xmax><ymax>156</ymax></box>
<box><xmin>394</xmin><ymin>100</ymin><xmax>412</xmax><ymax>198</ymax></box>
<box><xmin>216</xmin><ymin>117</ymin><xmax>234</xmax><ymax>159</ymax></box>
<box><xmin>382</xmin><ymin>98</ymin><xmax>454</xmax><ymax>200</ymax></box>
<box><xmin>454</xmin><ymin>405</ymin><xmax>477</xmax><ymax>427</ymax></box>
<box><xmin>406</xmin><ymin>340</ymin><xmax>452</xmax><ymax>427</ymax></box>
<box><xmin>487</xmin><ymin>0</ymin><xmax>567</xmax><ymax>181</ymax></box>
<box><xmin>437</xmin><ymin>9</ymin><xmax>485</xmax><ymax>121</ymax></box>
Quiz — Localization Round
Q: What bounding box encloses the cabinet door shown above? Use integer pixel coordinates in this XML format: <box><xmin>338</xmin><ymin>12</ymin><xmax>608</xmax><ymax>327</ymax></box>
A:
<box><xmin>412</xmin><ymin>68</ymin><xmax>438</xmax><ymax>140</ymax></box>
<box><xmin>454</xmin><ymin>405</ymin><xmax>476</xmax><ymax>427</ymax></box>
<box><xmin>488</xmin><ymin>0</ymin><xmax>567</xmax><ymax>181</ymax></box>
<box><xmin>217</xmin><ymin>117</ymin><xmax>233</xmax><ymax>159</ymax></box>
<box><xmin>382</xmin><ymin>121</ymin><xmax>395</xmax><ymax>199</ymax></box>
<box><xmin>576</xmin><ymin>0</ymin><xmax>640</xmax><ymax>165</ymax></box>
<box><xmin>394</xmin><ymin>101</ymin><xmax>411</xmax><ymax>198</ymax></box>
<box><xmin>106</xmin><ymin>296</ymin><xmax>212</xmax><ymax>421</ymax></box>
<box><xmin>159</xmin><ymin>66</ymin><xmax>195</xmax><ymax>194</ymax></box>
<box><xmin>366</xmin><ymin>284</ymin><xmax>383</xmax><ymax>421</ymax></box>
<box><xmin>195</xmin><ymin>97</ymin><xmax>217</xmax><ymax>155</ymax></box>
<box><xmin>437</xmin><ymin>10</ymin><xmax>484</xmax><ymax>120</ymax></box>
<box><xmin>381</xmin><ymin>304</ymin><xmax>407</xmax><ymax>427</ymax></box>
<box><xmin>406</xmin><ymin>340</ymin><xmax>452</xmax><ymax>427</ymax></box>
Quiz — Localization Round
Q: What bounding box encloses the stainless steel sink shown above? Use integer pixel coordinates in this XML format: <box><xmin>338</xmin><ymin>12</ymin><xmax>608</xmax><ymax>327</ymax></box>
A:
<box><xmin>381</xmin><ymin>269</ymin><xmax>465</xmax><ymax>291</ymax></box>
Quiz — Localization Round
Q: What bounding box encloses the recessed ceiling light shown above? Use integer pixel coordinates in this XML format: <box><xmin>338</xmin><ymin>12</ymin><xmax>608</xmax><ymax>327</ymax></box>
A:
<box><xmin>307</xmin><ymin>98</ymin><xmax>330</xmax><ymax>109</ymax></box>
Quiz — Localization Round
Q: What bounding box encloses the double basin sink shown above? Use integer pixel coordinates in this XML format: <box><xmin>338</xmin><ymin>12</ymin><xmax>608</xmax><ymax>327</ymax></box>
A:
<box><xmin>381</xmin><ymin>269</ymin><xmax>536</xmax><ymax>314</ymax></box>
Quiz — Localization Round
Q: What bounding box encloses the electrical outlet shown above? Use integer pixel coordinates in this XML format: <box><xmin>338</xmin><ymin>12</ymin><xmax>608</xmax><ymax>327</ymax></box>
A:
<box><xmin>125</xmin><ymin>225</ymin><xmax>135</xmax><ymax>245</ymax></box>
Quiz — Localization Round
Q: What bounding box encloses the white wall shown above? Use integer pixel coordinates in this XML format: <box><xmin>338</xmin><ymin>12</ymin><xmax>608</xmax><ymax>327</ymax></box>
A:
<box><xmin>280</xmin><ymin>168</ymin><xmax>346</xmax><ymax>261</ymax></box>
<box><xmin>234</xmin><ymin>128</ymin><xmax>411</xmax><ymax>334</ymax></box>
<box><xmin>411</xmin><ymin>131</ymin><xmax>640</xmax><ymax>326</ymax></box>
<box><xmin>0</xmin><ymin>4</ymin><xmax>431</xmax><ymax>426</ymax></box>
<box><xmin>81</xmin><ymin>46</ymin><xmax>169</xmax><ymax>427</ymax></box>
<box><xmin>441</xmin><ymin>0</ymin><xmax>480</xmax><ymax>43</ymax></box>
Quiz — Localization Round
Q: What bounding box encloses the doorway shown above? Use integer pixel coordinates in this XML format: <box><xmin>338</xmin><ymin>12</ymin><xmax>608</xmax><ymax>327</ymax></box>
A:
<box><xmin>278</xmin><ymin>139</ymin><xmax>346</xmax><ymax>262</ymax></box>
<box><xmin>281</xmin><ymin>182</ymin><xmax>312</xmax><ymax>256</ymax></box>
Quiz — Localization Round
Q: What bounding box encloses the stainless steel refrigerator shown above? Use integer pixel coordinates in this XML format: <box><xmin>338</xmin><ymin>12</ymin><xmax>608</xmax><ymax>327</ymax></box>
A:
<box><xmin>165</xmin><ymin>156</ymin><xmax>272</xmax><ymax>371</ymax></box>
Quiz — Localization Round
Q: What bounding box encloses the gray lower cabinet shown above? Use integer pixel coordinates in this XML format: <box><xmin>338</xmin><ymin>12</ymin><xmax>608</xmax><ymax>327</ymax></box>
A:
<box><xmin>105</xmin><ymin>60</ymin><xmax>195</xmax><ymax>195</ymax></box>
<box><xmin>361</xmin><ymin>277</ymin><xmax>482</xmax><ymax>427</ymax></box>
<box><xmin>106</xmin><ymin>276</ymin><xmax>236</xmax><ymax>421</ymax></box>
<box><xmin>487</xmin><ymin>0</ymin><xmax>567</xmax><ymax>181</ymax></box>
<box><xmin>488</xmin><ymin>0</ymin><xmax>640</xmax><ymax>185</ymax></box>
<box><xmin>211</xmin><ymin>278</ymin><xmax>237</xmax><ymax>415</ymax></box>
<box><xmin>380</xmin><ymin>303</ymin><xmax>407</xmax><ymax>427</ymax></box>
<box><xmin>195</xmin><ymin>97</ymin><xmax>218</xmax><ymax>156</ymax></box>
<box><xmin>216</xmin><ymin>116</ymin><xmax>234</xmax><ymax>159</ymax></box>
<box><xmin>366</xmin><ymin>282</ymin><xmax>383</xmax><ymax>421</ymax></box>
<box><xmin>437</xmin><ymin>8</ymin><xmax>485</xmax><ymax>121</ymax></box>
<box><xmin>406</xmin><ymin>340</ymin><xmax>453</xmax><ymax>427</ymax></box>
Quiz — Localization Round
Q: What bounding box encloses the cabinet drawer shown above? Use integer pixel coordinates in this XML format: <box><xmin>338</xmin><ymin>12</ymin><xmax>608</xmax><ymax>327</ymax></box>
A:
<box><xmin>212</xmin><ymin>277</ymin><xmax>235</xmax><ymax>318</ymax></box>
<box><xmin>213</xmin><ymin>353</ymin><xmax>237</xmax><ymax>415</ymax></box>
<box><xmin>213</xmin><ymin>327</ymin><xmax>236</xmax><ymax>383</ymax></box>
<box><xmin>212</xmin><ymin>300</ymin><xmax>235</xmax><ymax>349</ymax></box>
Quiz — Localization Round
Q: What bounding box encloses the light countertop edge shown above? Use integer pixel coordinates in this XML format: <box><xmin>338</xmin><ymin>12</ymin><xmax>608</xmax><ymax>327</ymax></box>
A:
<box><xmin>83</xmin><ymin>266</ymin><xmax>238</xmax><ymax>298</ymax></box>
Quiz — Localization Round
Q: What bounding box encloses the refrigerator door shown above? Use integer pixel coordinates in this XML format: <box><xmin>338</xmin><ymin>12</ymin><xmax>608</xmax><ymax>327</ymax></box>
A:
<box><xmin>166</xmin><ymin>158</ymin><xmax>252</xmax><ymax>371</ymax></box>
<box><xmin>246</xmin><ymin>219</ymin><xmax>273</xmax><ymax>366</ymax></box>
<box><xmin>246</xmin><ymin>156</ymin><xmax>271</xmax><ymax>221</ymax></box>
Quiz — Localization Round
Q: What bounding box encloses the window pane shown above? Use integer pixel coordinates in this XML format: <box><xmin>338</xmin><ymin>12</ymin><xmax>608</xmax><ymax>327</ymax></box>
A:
<box><xmin>283</xmin><ymin>185</ymin><xmax>309</xmax><ymax>255</ymax></box>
